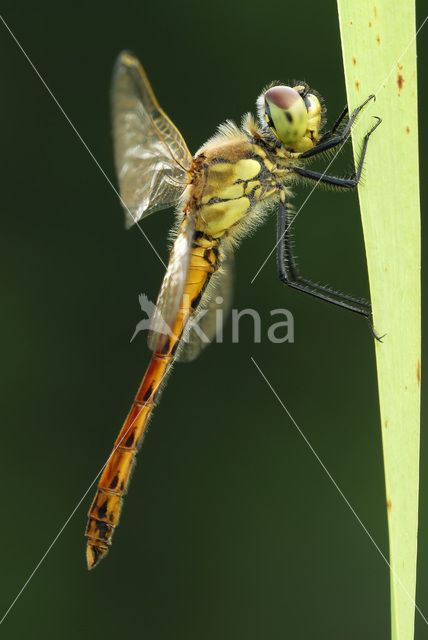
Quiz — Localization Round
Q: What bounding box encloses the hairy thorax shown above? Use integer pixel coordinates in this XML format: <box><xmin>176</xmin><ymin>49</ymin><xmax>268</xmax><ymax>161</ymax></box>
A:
<box><xmin>187</xmin><ymin>133</ymin><xmax>295</xmax><ymax>240</ymax></box>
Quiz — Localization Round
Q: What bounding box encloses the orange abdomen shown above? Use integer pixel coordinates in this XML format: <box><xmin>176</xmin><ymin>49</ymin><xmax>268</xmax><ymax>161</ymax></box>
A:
<box><xmin>85</xmin><ymin>234</ymin><xmax>218</xmax><ymax>569</ymax></box>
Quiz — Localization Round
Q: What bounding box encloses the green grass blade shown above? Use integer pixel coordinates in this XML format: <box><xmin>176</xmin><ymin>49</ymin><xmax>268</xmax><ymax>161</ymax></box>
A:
<box><xmin>336</xmin><ymin>3</ymin><xmax>421</xmax><ymax>639</ymax></box>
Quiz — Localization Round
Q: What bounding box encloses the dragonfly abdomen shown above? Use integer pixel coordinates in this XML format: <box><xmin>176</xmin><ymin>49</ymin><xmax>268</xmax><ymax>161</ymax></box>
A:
<box><xmin>86</xmin><ymin>357</ymin><xmax>168</xmax><ymax>569</ymax></box>
<box><xmin>85</xmin><ymin>228</ymin><xmax>220</xmax><ymax>569</ymax></box>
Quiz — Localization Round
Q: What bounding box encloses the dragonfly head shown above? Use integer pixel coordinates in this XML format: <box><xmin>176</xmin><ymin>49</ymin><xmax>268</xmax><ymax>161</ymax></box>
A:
<box><xmin>258</xmin><ymin>83</ymin><xmax>322</xmax><ymax>153</ymax></box>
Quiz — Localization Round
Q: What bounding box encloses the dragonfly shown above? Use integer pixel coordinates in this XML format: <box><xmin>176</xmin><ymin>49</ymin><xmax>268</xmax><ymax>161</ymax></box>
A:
<box><xmin>85</xmin><ymin>51</ymin><xmax>381</xmax><ymax>569</ymax></box>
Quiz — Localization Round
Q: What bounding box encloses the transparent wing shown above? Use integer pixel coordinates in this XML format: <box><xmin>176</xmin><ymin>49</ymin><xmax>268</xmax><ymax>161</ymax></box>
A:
<box><xmin>112</xmin><ymin>51</ymin><xmax>193</xmax><ymax>228</ymax></box>
<box><xmin>177</xmin><ymin>249</ymin><xmax>234</xmax><ymax>362</ymax></box>
<box><xmin>148</xmin><ymin>212</ymin><xmax>196</xmax><ymax>352</ymax></box>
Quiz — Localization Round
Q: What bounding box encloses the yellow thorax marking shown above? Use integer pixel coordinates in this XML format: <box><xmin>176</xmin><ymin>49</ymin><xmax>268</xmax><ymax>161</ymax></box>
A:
<box><xmin>200</xmin><ymin>197</ymin><xmax>251</xmax><ymax>236</ymax></box>
<box><xmin>244</xmin><ymin>180</ymin><xmax>261</xmax><ymax>195</ymax></box>
<box><xmin>201</xmin><ymin>158</ymin><xmax>262</xmax><ymax>204</ymax></box>
<box><xmin>201</xmin><ymin>183</ymin><xmax>244</xmax><ymax>204</ymax></box>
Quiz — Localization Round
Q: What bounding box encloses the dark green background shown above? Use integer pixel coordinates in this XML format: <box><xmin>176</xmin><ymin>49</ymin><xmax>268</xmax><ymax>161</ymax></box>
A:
<box><xmin>1</xmin><ymin>2</ymin><xmax>426</xmax><ymax>638</ymax></box>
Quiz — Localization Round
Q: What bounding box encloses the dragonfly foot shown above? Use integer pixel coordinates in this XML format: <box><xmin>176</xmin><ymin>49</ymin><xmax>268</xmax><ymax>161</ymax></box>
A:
<box><xmin>367</xmin><ymin>315</ymin><xmax>385</xmax><ymax>342</ymax></box>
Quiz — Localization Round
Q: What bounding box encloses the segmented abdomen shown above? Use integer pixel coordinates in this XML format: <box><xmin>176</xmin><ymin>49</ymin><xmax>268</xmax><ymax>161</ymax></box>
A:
<box><xmin>85</xmin><ymin>232</ymin><xmax>219</xmax><ymax>569</ymax></box>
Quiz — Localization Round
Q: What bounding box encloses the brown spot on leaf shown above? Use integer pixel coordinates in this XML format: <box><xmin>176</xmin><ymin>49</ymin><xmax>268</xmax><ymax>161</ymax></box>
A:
<box><xmin>376</xmin><ymin>34</ymin><xmax>381</xmax><ymax>45</ymax></box>
<box><xmin>417</xmin><ymin>360</ymin><xmax>421</xmax><ymax>387</ymax></box>
<box><xmin>369</xmin><ymin>21</ymin><xmax>372</xmax><ymax>27</ymax></box>
<box><xmin>398</xmin><ymin>62</ymin><xmax>403</xmax><ymax>70</ymax></box>
<box><xmin>384</xmin><ymin>419</ymin><xmax>388</xmax><ymax>429</ymax></box>
<box><xmin>397</xmin><ymin>74</ymin><xmax>404</xmax><ymax>95</ymax></box>
<box><xmin>374</xmin><ymin>5</ymin><xmax>378</xmax><ymax>19</ymax></box>
<box><xmin>406</xmin><ymin>126</ymin><xmax>410</xmax><ymax>134</ymax></box>
<box><xmin>387</xmin><ymin>498</ymin><xmax>392</xmax><ymax>513</ymax></box>
<box><xmin>352</xmin><ymin>56</ymin><xmax>357</xmax><ymax>66</ymax></box>
<box><xmin>355</xmin><ymin>80</ymin><xmax>360</xmax><ymax>91</ymax></box>
<box><xmin>350</xmin><ymin>20</ymin><xmax>353</xmax><ymax>24</ymax></box>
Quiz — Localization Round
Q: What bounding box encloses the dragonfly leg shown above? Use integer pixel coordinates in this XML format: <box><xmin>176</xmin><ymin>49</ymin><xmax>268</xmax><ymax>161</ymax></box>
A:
<box><xmin>276</xmin><ymin>194</ymin><xmax>382</xmax><ymax>340</ymax></box>
<box><xmin>280</xmin><ymin>202</ymin><xmax>371</xmax><ymax>307</ymax></box>
<box><xmin>293</xmin><ymin>117</ymin><xmax>382</xmax><ymax>188</ymax></box>
<box><xmin>316</xmin><ymin>104</ymin><xmax>349</xmax><ymax>145</ymax></box>
<box><xmin>300</xmin><ymin>94</ymin><xmax>377</xmax><ymax>159</ymax></box>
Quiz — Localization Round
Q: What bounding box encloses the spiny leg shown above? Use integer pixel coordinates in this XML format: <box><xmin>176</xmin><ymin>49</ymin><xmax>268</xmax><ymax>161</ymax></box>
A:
<box><xmin>276</xmin><ymin>193</ymin><xmax>381</xmax><ymax>339</ymax></box>
<box><xmin>317</xmin><ymin>104</ymin><xmax>348</xmax><ymax>145</ymax></box>
<box><xmin>300</xmin><ymin>94</ymin><xmax>376</xmax><ymax>159</ymax></box>
<box><xmin>282</xmin><ymin>204</ymin><xmax>370</xmax><ymax>308</ymax></box>
<box><xmin>293</xmin><ymin>117</ymin><xmax>382</xmax><ymax>188</ymax></box>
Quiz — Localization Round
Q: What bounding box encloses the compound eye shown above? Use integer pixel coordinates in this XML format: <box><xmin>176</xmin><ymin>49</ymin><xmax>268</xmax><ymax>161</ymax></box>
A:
<box><xmin>264</xmin><ymin>86</ymin><xmax>308</xmax><ymax>147</ymax></box>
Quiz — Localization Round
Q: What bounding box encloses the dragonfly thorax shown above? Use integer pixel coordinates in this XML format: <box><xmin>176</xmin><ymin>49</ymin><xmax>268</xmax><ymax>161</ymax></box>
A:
<box><xmin>192</xmin><ymin>133</ymin><xmax>288</xmax><ymax>240</ymax></box>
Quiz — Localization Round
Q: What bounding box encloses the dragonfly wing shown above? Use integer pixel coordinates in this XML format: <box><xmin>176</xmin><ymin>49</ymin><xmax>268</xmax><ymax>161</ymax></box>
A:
<box><xmin>148</xmin><ymin>212</ymin><xmax>196</xmax><ymax>352</ymax></box>
<box><xmin>112</xmin><ymin>51</ymin><xmax>193</xmax><ymax>228</ymax></box>
<box><xmin>177</xmin><ymin>248</ymin><xmax>234</xmax><ymax>362</ymax></box>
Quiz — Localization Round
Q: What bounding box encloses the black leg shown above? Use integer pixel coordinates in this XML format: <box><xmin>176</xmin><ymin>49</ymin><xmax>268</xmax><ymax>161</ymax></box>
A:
<box><xmin>300</xmin><ymin>94</ymin><xmax>376</xmax><ymax>159</ymax></box>
<box><xmin>317</xmin><ymin>104</ymin><xmax>348</xmax><ymax>145</ymax></box>
<box><xmin>293</xmin><ymin>117</ymin><xmax>382</xmax><ymax>188</ymax></box>
<box><xmin>282</xmin><ymin>206</ymin><xmax>371</xmax><ymax>308</ymax></box>
<box><xmin>276</xmin><ymin>195</ymin><xmax>382</xmax><ymax>340</ymax></box>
